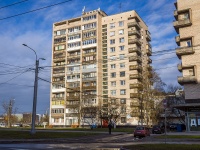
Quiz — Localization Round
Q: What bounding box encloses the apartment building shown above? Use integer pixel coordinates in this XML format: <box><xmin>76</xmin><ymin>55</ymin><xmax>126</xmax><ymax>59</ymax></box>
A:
<box><xmin>50</xmin><ymin>9</ymin><xmax>152</xmax><ymax>126</ymax></box>
<box><xmin>174</xmin><ymin>0</ymin><xmax>200</xmax><ymax>131</ymax></box>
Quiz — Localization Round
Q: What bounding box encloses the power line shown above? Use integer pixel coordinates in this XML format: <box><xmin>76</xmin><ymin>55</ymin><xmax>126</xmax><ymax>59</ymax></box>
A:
<box><xmin>0</xmin><ymin>0</ymin><xmax>28</xmax><ymax>10</ymax></box>
<box><xmin>0</xmin><ymin>0</ymin><xmax>73</xmax><ymax>21</ymax></box>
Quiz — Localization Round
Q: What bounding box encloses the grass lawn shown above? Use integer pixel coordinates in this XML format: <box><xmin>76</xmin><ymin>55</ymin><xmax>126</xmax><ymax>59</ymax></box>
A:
<box><xmin>124</xmin><ymin>144</ymin><xmax>200</xmax><ymax>150</ymax></box>
<box><xmin>0</xmin><ymin>130</ymin><xmax>98</xmax><ymax>139</ymax></box>
<box><xmin>155</xmin><ymin>135</ymin><xmax>200</xmax><ymax>139</ymax></box>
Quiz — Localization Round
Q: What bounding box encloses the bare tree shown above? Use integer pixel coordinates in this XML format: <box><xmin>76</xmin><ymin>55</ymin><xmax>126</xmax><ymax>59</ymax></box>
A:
<box><xmin>1</xmin><ymin>99</ymin><xmax>17</xmax><ymax>128</ymax></box>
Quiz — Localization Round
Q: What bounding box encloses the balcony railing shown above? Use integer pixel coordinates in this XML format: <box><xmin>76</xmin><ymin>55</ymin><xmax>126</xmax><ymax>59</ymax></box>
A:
<box><xmin>128</xmin><ymin>47</ymin><xmax>141</xmax><ymax>55</ymax></box>
<box><xmin>175</xmin><ymin>35</ymin><xmax>180</xmax><ymax>46</ymax></box>
<box><xmin>177</xmin><ymin>64</ymin><xmax>182</xmax><ymax>72</ymax></box>
<box><xmin>128</xmin><ymin>38</ymin><xmax>141</xmax><ymax>45</ymax></box>
<box><xmin>52</xmin><ymin>97</ymin><xmax>64</xmax><ymax>101</ymax></box>
<box><xmin>82</xmin><ymin>85</ymin><xmax>96</xmax><ymax>90</ymax></box>
<box><xmin>129</xmin><ymin>56</ymin><xmax>142</xmax><ymax>63</ymax></box>
<box><xmin>129</xmin><ymin>74</ymin><xmax>142</xmax><ymax>80</ymax></box>
<box><xmin>130</xmin><ymin>93</ymin><xmax>140</xmax><ymax>99</ymax></box>
<box><xmin>176</xmin><ymin>46</ymin><xmax>194</xmax><ymax>58</ymax></box>
<box><xmin>130</xmin><ymin>83</ymin><xmax>143</xmax><ymax>89</ymax></box>
<box><xmin>82</xmin><ymin>52</ymin><xmax>96</xmax><ymax>56</ymax></box>
<box><xmin>66</xmin><ymin>101</ymin><xmax>80</xmax><ymax>107</ymax></box>
<box><xmin>66</xmin><ymin>95</ymin><xmax>80</xmax><ymax>100</ymax></box>
<box><xmin>130</xmin><ymin>112</ymin><xmax>140</xmax><ymax>117</ymax></box>
<box><xmin>173</xmin><ymin>19</ymin><xmax>192</xmax><ymax>28</ymax></box>
<box><xmin>130</xmin><ymin>101</ymin><xmax>140</xmax><ymax>107</ymax></box>
<box><xmin>128</xmin><ymin>30</ymin><xmax>141</xmax><ymax>37</ymax></box>
<box><xmin>147</xmin><ymin>57</ymin><xmax>152</xmax><ymax>64</ymax></box>
<box><xmin>178</xmin><ymin>76</ymin><xmax>197</xmax><ymax>85</ymax></box>
<box><xmin>129</xmin><ymin>65</ymin><xmax>142</xmax><ymax>71</ymax></box>
<box><xmin>127</xmin><ymin>21</ymin><xmax>141</xmax><ymax>29</ymax></box>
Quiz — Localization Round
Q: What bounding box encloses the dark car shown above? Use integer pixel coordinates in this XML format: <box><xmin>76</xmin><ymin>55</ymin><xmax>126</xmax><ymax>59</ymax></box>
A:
<box><xmin>134</xmin><ymin>126</ymin><xmax>150</xmax><ymax>138</ymax></box>
<box><xmin>169</xmin><ymin>123</ymin><xmax>177</xmax><ymax>131</ymax></box>
<box><xmin>152</xmin><ymin>125</ymin><xmax>164</xmax><ymax>134</ymax></box>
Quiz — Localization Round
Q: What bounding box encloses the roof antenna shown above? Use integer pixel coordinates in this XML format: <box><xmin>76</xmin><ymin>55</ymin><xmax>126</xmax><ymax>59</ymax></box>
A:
<box><xmin>82</xmin><ymin>6</ymin><xmax>85</xmax><ymax>14</ymax></box>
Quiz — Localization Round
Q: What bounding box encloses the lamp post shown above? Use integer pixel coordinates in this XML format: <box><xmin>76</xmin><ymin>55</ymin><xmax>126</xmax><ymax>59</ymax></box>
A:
<box><xmin>22</xmin><ymin>44</ymin><xmax>45</xmax><ymax>134</ymax></box>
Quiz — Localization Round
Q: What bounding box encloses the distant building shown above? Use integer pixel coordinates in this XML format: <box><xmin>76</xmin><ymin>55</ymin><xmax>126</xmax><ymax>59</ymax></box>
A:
<box><xmin>173</xmin><ymin>0</ymin><xmax>200</xmax><ymax>131</ymax></box>
<box><xmin>50</xmin><ymin>9</ymin><xmax>152</xmax><ymax>126</ymax></box>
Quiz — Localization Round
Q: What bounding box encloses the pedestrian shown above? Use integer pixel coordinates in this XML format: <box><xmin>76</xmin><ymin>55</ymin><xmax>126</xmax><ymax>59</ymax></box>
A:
<box><xmin>108</xmin><ymin>122</ymin><xmax>112</xmax><ymax>134</ymax></box>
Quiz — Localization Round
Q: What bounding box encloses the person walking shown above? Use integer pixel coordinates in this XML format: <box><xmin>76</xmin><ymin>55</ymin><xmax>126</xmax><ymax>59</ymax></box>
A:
<box><xmin>108</xmin><ymin>122</ymin><xmax>112</xmax><ymax>134</ymax></box>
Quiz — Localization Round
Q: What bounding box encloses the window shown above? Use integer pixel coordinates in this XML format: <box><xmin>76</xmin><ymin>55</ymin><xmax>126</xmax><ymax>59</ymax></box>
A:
<box><xmin>119</xmin><ymin>21</ymin><xmax>124</xmax><ymax>27</ymax></box>
<box><xmin>120</xmin><ymin>80</ymin><xmax>125</xmax><ymax>85</ymax></box>
<box><xmin>54</xmin><ymin>29</ymin><xmax>66</xmax><ymax>36</ymax></box>
<box><xmin>83</xmin><ymin>38</ymin><xmax>96</xmax><ymax>45</ymax></box>
<box><xmin>111</xmin><ymin>90</ymin><xmax>116</xmax><ymax>96</ymax></box>
<box><xmin>119</xmin><ymin>54</ymin><xmax>125</xmax><ymax>60</ymax></box>
<box><xmin>119</xmin><ymin>29</ymin><xmax>124</xmax><ymax>35</ymax></box>
<box><xmin>110</xmin><ymin>55</ymin><xmax>116</xmax><ymax>60</ymax></box>
<box><xmin>55</xmin><ymin>45</ymin><xmax>65</xmax><ymax>50</ymax></box>
<box><xmin>119</xmin><ymin>46</ymin><xmax>125</xmax><ymax>51</ymax></box>
<box><xmin>111</xmin><ymin>64</ymin><xmax>116</xmax><ymax>69</ymax></box>
<box><xmin>111</xmin><ymin>81</ymin><xmax>116</xmax><ymax>87</ymax></box>
<box><xmin>110</xmin><ymin>39</ymin><xmax>115</xmax><ymax>44</ymax></box>
<box><xmin>120</xmin><ymin>71</ymin><xmax>125</xmax><ymax>77</ymax></box>
<box><xmin>121</xmin><ymin>117</ymin><xmax>126</xmax><ymax>123</ymax></box>
<box><xmin>110</xmin><ymin>31</ymin><xmax>115</xmax><ymax>36</ymax></box>
<box><xmin>83</xmin><ymin>15</ymin><xmax>96</xmax><ymax>21</ymax></box>
<box><xmin>120</xmin><ymin>98</ymin><xmax>126</xmax><ymax>104</ymax></box>
<box><xmin>111</xmin><ymin>99</ymin><xmax>116</xmax><ymax>104</ymax></box>
<box><xmin>83</xmin><ymin>22</ymin><xmax>96</xmax><ymax>30</ymax></box>
<box><xmin>110</xmin><ymin>47</ymin><xmax>115</xmax><ymax>53</ymax></box>
<box><xmin>120</xmin><ymin>89</ymin><xmax>126</xmax><ymax>95</ymax></box>
<box><xmin>119</xmin><ymin>37</ymin><xmax>125</xmax><ymax>43</ymax></box>
<box><xmin>110</xmin><ymin>23</ymin><xmax>115</xmax><ymax>29</ymax></box>
<box><xmin>120</xmin><ymin>63</ymin><xmax>125</xmax><ymax>68</ymax></box>
<box><xmin>111</xmin><ymin>72</ymin><xmax>116</xmax><ymax>78</ymax></box>
<box><xmin>186</xmin><ymin>40</ymin><xmax>192</xmax><ymax>47</ymax></box>
<box><xmin>188</xmin><ymin>69</ymin><xmax>194</xmax><ymax>76</ymax></box>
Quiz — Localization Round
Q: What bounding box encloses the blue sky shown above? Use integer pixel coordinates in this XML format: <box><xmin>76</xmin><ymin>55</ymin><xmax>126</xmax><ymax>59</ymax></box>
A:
<box><xmin>0</xmin><ymin>0</ymin><xmax>180</xmax><ymax>114</ymax></box>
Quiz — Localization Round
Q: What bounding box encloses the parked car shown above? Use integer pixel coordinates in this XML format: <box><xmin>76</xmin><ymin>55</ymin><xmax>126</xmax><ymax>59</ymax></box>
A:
<box><xmin>0</xmin><ymin>122</ymin><xmax>6</xmax><ymax>127</ymax></box>
<box><xmin>169</xmin><ymin>123</ymin><xmax>177</xmax><ymax>131</ymax></box>
<box><xmin>152</xmin><ymin>125</ymin><xmax>164</xmax><ymax>134</ymax></box>
<box><xmin>134</xmin><ymin>126</ymin><xmax>150</xmax><ymax>138</ymax></box>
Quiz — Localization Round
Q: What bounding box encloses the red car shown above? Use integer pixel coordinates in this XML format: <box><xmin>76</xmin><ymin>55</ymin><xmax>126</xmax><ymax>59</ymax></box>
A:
<box><xmin>134</xmin><ymin>126</ymin><xmax>150</xmax><ymax>138</ymax></box>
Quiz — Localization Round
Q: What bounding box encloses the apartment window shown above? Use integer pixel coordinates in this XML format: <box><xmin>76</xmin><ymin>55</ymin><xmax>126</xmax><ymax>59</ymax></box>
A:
<box><xmin>121</xmin><ymin>117</ymin><xmax>126</xmax><ymax>123</ymax></box>
<box><xmin>68</xmin><ymin>34</ymin><xmax>81</xmax><ymax>41</ymax></box>
<box><xmin>68</xmin><ymin>26</ymin><xmax>81</xmax><ymax>33</ymax></box>
<box><xmin>55</xmin><ymin>45</ymin><xmax>65</xmax><ymax>50</ymax></box>
<box><xmin>119</xmin><ymin>37</ymin><xmax>124</xmax><ymax>43</ymax></box>
<box><xmin>120</xmin><ymin>80</ymin><xmax>125</xmax><ymax>85</ymax></box>
<box><xmin>111</xmin><ymin>90</ymin><xmax>116</xmax><ymax>96</ymax></box>
<box><xmin>119</xmin><ymin>21</ymin><xmax>124</xmax><ymax>27</ymax></box>
<box><xmin>54</xmin><ymin>29</ymin><xmax>66</xmax><ymax>36</ymax></box>
<box><xmin>111</xmin><ymin>99</ymin><xmax>116</xmax><ymax>104</ymax></box>
<box><xmin>83</xmin><ymin>22</ymin><xmax>96</xmax><ymax>30</ymax></box>
<box><xmin>111</xmin><ymin>81</ymin><xmax>116</xmax><ymax>87</ymax></box>
<box><xmin>120</xmin><ymin>63</ymin><xmax>125</xmax><ymax>68</ymax></box>
<box><xmin>110</xmin><ymin>23</ymin><xmax>115</xmax><ymax>29</ymax></box>
<box><xmin>186</xmin><ymin>40</ymin><xmax>192</xmax><ymax>47</ymax></box>
<box><xmin>110</xmin><ymin>31</ymin><xmax>115</xmax><ymax>36</ymax></box>
<box><xmin>110</xmin><ymin>55</ymin><xmax>116</xmax><ymax>60</ymax></box>
<box><xmin>119</xmin><ymin>29</ymin><xmax>124</xmax><ymax>35</ymax></box>
<box><xmin>111</xmin><ymin>64</ymin><xmax>116</xmax><ymax>69</ymax></box>
<box><xmin>120</xmin><ymin>89</ymin><xmax>126</xmax><ymax>95</ymax></box>
<box><xmin>83</xmin><ymin>38</ymin><xmax>96</xmax><ymax>45</ymax></box>
<box><xmin>119</xmin><ymin>46</ymin><xmax>125</xmax><ymax>51</ymax></box>
<box><xmin>188</xmin><ymin>69</ymin><xmax>194</xmax><ymax>76</ymax></box>
<box><xmin>111</xmin><ymin>72</ymin><xmax>116</xmax><ymax>78</ymax></box>
<box><xmin>120</xmin><ymin>71</ymin><xmax>125</xmax><ymax>77</ymax></box>
<box><xmin>110</xmin><ymin>39</ymin><xmax>115</xmax><ymax>44</ymax></box>
<box><xmin>120</xmin><ymin>98</ymin><xmax>126</xmax><ymax>104</ymax></box>
<box><xmin>119</xmin><ymin>54</ymin><xmax>125</xmax><ymax>60</ymax></box>
<box><xmin>83</xmin><ymin>15</ymin><xmax>96</xmax><ymax>21</ymax></box>
<box><xmin>110</xmin><ymin>47</ymin><xmax>115</xmax><ymax>53</ymax></box>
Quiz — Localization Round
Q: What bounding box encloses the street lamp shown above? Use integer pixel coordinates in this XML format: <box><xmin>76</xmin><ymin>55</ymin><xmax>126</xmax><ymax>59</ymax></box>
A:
<box><xmin>22</xmin><ymin>44</ymin><xmax>45</xmax><ymax>134</ymax></box>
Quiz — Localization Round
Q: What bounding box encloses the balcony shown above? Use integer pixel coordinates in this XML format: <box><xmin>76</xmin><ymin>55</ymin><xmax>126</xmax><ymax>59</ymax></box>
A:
<box><xmin>129</xmin><ymin>65</ymin><xmax>142</xmax><ymax>71</ymax></box>
<box><xmin>130</xmin><ymin>83</ymin><xmax>143</xmax><ymax>89</ymax></box>
<box><xmin>66</xmin><ymin>95</ymin><xmax>80</xmax><ymax>100</ymax></box>
<box><xmin>173</xmin><ymin>19</ymin><xmax>192</xmax><ymax>29</ymax></box>
<box><xmin>130</xmin><ymin>93</ymin><xmax>140</xmax><ymax>99</ymax></box>
<box><xmin>127</xmin><ymin>21</ymin><xmax>141</xmax><ymax>29</ymax></box>
<box><xmin>52</xmin><ymin>97</ymin><xmax>64</xmax><ymax>101</ymax></box>
<box><xmin>128</xmin><ymin>30</ymin><xmax>141</xmax><ymax>37</ymax></box>
<box><xmin>66</xmin><ymin>87</ymin><xmax>80</xmax><ymax>92</ymax></box>
<box><xmin>82</xmin><ymin>85</ymin><xmax>96</xmax><ymax>90</ymax></box>
<box><xmin>176</xmin><ymin>46</ymin><xmax>194</xmax><ymax>59</ymax></box>
<box><xmin>66</xmin><ymin>113</ymin><xmax>79</xmax><ymax>117</ymax></box>
<box><xmin>82</xmin><ymin>77</ymin><xmax>96</xmax><ymax>81</ymax></box>
<box><xmin>177</xmin><ymin>64</ymin><xmax>182</xmax><ymax>72</ymax></box>
<box><xmin>82</xmin><ymin>60</ymin><xmax>96</xmax><ymax>65</ymax></box>
<box><xmin>129</xmin><ymin>56</ymin><xmax>142</xmax><ymax>63</ymax></box>
<box><xmin>174</xmin><ymin>10</ymin><xmax>178</xmax><ymax>19</ymax></box>
<box><xmin>175</xmin><ymin>35</ymin><xmax>180</xmax><ymax>46</ymax></box>
<box><xmin>82</xmin><ymin>52</ymin><xmax>96</xmax><ymax>56</ymax></box>
<box><xmin>130</xmin><ymin>74</ymin><xmax>142</xmax><ymax>80</ymax></box>
<box><xmin>128</xmin><ymin>47</ymin><xmax>141</xmax><ymax>55</ymax></box>
<box><xmin>128</xmin><ymin>38</ymin><xmax>141</xmax><ymax>46</ymax></box>
<box><xmin>178</xmin><ymin>76</ymin><xmax>197</xmax><ymax>85</ymax></box>
<box><xmin>53</xmin><ymin>55</ymin><xmax>66</xmax><ymax>62</ymax></box>
<box><xmin>146</xmin><ymin>44</ymin><xmax>152</xmax><ymax>56</ymax></box>
<box><xmin>147</xmin><ymin>64</ymin><xmax>152</xmax><ymax>71</ymax></box>
<box><xmin>66</xmin><ymin>101</ymin><xmax>80</xmax><ymax>107</ymax></box>
<box><xmin>67</xmin><ymin>55</ymin><xmax>80</xmax><ymax>59</ymax></box>
<box><xmin>147</xmin><ymin>57</ymin><xmax>152</xmax><ymax>64</ymax></box>
<box><xmin>130</xmin><ymin>112</ymin><xmax>140</xmax><ymax>117</ymax></box>
<box><xmin>130</xmin><ymin>101</ymin><xmax>140</xmax><ymax>107</ymax></box>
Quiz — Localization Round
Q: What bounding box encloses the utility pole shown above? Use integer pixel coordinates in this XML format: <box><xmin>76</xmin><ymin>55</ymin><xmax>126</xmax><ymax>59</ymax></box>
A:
<box><xmin>23</xmin><ymin>44</ymin><xmax>45</xmax><ymax>134</ymax></box>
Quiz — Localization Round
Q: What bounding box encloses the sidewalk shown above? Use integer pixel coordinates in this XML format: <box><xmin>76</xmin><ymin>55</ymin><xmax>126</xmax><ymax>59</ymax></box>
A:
<box><xmin>167</xmin><ymin>131</ymin><xmax>200</xmax><ymax>135</ymax></box>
